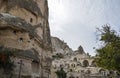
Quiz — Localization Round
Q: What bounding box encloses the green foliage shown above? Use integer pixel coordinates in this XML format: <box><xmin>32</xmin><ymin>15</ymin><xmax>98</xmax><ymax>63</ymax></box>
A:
<box><xmin>95</xmin><ymin>25</ymin><xmax>120</xmax><ymax>73</ymax></box>
<box><xmin>52</xmin><ymin>53</ymin><xmax>64</xmax><ymax>59</ymax></box>
<box><xmin>0</xmin><ymin>49</ymin><xmax>15</xmax><ymax>74</ymax></box>
<box><xmin>55</xmin><ymin>68</ymin><xmax>67</xmax><ymax>78</ymax></box>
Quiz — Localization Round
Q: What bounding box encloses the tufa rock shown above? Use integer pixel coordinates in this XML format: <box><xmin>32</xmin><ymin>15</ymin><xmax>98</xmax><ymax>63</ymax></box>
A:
<box><xmin>0</xmin><ymin>0</ymin><xmax>52</xmax><ymax>78</ymax></box>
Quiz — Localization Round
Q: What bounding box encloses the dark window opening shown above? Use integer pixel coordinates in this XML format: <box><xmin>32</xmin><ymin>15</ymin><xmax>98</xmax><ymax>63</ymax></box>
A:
<box><xmin>30</xmin><ymin>18</ymin><xmax>33</xmax><ymax>23</ymax></box>
<box><xmin>20</xmin><ymin>31</ymin><xmax>23</xmax><ymax>33</ymax></box>
<box><xmin>74</xmin><ymin>57</ymin><xmax>77</xmax><ymax>61</ymax></box>
<box><xmin>70</xmin><ymin>69</ymin><xmax>73</xmax><ymax>72</ymax></box>
<box><xmin>28</xmin><ymin>41</ymin><xmax>30</xmax><ymax>43</ymax></box>
<box><xmin>30</xmin><ymin>36</ymin><xmax>33</xmax><ymax>40</ymax></box>
<box><xmin>83</xmin><ymin>60</ymin><xmax>89</xmax><ymax>67</ymax></box>
<box><xmin>91</xmin><ymin>61</ymin><xmax>96</xmax><ymax>67</ymax></box>
<box><xmin>13</xmin><ymin>31</ymin><xmax>17</xmax><ymax>34</ymax></box>
<box><xmin>81</xmin><ymin>70</ymin><xmax>84</xmax><ymax>73</ymax></box>
<box><xmin>32</xmin><ymin>44</ymin><xmax>34</xmax><ymax>46</ymax></box>
<box><xmin>86</xmin><ymin>70</ymin><xmax>91</xmax><ymax>74</ymax></box>
<box><xmin>19</xmin><ymin>38</ymin><xmax>23</xmax><ymax>42</ymax></box>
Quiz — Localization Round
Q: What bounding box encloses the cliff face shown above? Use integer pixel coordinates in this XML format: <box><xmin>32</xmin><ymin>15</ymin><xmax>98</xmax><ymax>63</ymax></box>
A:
<box><xmin>0</xmin><ymin>0</ymin><xmax>52</xmax><ymax>78</ymax></box>
<box><xmin>51</xmin><ymin>37</ymin><xmax>73</xmax><ymax>56</ymax></box>
<box><xmin>74</xmin><ymin>45</ymin><xmax>85</xmax><ymax>54</ymax></box>
<box><xmin>51</xmin><ymin>37</ymin><xmax>88</xmax><ymax>59</ymax></box>
<box><xmin>0</xmin><ymin>0</ymin><xmax>52</xmax><ymax>48</ymax></box>
<box><xmin>51</xmin><ymin>37</ymin><xmax>92</xmax><ymax>78</ymax></box>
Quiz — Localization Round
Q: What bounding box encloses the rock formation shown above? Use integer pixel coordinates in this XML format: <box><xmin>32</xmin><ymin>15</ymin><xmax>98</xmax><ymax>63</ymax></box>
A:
<box><xmin>0</xmin><ymin>0</ymin><xmax>52</xmax><ymax>78</ymax></box>
<box><xmin>51</xmin><ymin>37</ymin><xmax>73</xmax><ymax>58</ymax></box>
<box><xmin>51</xmin><ymin>37</ymin><xmax>99</xmax><ymax>78</ymax></box>
<box><xmin>51</xmin><ymin>44</ymin><xmax>99</xmax><ymax>78</ymax></box>
<box><xmin>74</xmin><ymin>45</ymin><xmax>85</xmax><ymax>54</ymax></box>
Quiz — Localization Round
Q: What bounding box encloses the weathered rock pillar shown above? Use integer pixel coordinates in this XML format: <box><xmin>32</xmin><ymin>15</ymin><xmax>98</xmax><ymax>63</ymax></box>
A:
<box><xmin>0</xmin><ymin>0</ymin><xmax>52</xmax><ymax>78</ymax></box>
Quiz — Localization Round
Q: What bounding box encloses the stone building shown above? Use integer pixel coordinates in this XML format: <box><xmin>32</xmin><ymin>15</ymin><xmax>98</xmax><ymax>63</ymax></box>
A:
<box><xmin>0</xmin><ymin>0</ymin><xmax>52</xmax><ymax>78</ymax></box>
<box><xmin>51</xmin><ymin>37</ymin><xmax>111</xmax><ymax>78</ymax></box>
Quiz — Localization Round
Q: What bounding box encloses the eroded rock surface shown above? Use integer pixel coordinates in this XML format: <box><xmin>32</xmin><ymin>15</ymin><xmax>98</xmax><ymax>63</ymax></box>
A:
<box><xmin>0</xmin><ymin>0</ymin><xmax>52</xmax><ymax>78</ymax></box>
<box><xmin>51</xmin><ymin>37</ymin><xmax>73</xmax><ymax>57</ymax></box>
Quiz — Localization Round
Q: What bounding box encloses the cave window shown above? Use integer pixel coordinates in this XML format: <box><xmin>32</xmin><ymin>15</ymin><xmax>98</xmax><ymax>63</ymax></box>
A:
<box><xmin>81</xmin><ymin>70</ymin><xmax>84</xmax><ymax>73</ymax></box>
<box><xmin>30</xmin><ymin>36</ymin><xmax>33</xmax><ymax>40</ymax></box>
<box><xmin>28</xmin><ymin>40</ymin><xmax>30</xmax><ymax>43</ymax></box>
<box><xmin>70</xmin><ymin>69</ymin><xmax>73</xmax><ymax>72</ymax></box>
<box><xmin>86</xmin><ymin>70</ymin><xmax>91</xmax><ymax>74</ymax></box>
<box><xmin>77</xmin><ymin>62</ymin><xmax>81</xmax><ymax>66</ymax></box>
<box><xmin>83</xmin><ymin>60</ymin><xmax>89</xmax><ymax>67</ymax></box>
<box><xmin>19</xmin><ymin>38</ymin><xmax>23</xmax><ymax>42</ymax></box>
<box><xmin>74</xmin><ymin>57</ymin><xmax>77</xmax><ymax>61</ymax></box>
<box><xmin>73</xmin><ymin>64</ymin><xmax>75</xmax><ymax>67</ymax></box>
<box><xmin>30</xmin><ymin>18</ymin><xmax>33</xmax><ymax>23</ymax></box>
<box><xmin>20</xmin><ymin>31</ymin><xmax>23</xmax><ymax>33</ymax></box>
<box><xmin>91</xmin><ymin>61</ymin><xmax>96</xmax><ymax>67</ymax></box>
<box><xmin>99</xmin><ymin>69</ymin><xmax>105</xmax><ymax>74</ymax></box>
<box><xmin>32</xmin><ymin>61</ymin><xmax>39</xmax><ymax>73</ymax></box>
<box><xmin>71</xmin><ymin>64</ymin><xmax>75</xmax><ymax>67</ymax></box>
<box><xmin>13</xmin><ymin>30</ymin><xmax>17</xmax><ymax>34</ymax></box>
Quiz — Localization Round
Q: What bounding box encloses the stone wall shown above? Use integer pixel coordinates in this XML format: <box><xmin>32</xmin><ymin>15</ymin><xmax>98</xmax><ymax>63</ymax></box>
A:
<box><xmin>51</xmin><ymin>37</ymin><xmax>104</xmax><ymax>78</ymax></box>
<box><xmin>0</xmin><ymin>0</ymin><xmax>52</xmax><ymax>78</ymax></box>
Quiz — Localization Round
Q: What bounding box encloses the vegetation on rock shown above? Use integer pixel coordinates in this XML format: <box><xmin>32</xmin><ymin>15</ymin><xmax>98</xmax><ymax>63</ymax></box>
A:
<box><xmin>0</xmin><ymin>47</ymin><xmax>15</xmax><ymax>74</ymax></box>
<box><xmin>52</xmin><ymin>53</ymin><xmax>64</xmax><ymax>59</ymax></box>
<box><xmin>95</xmin><ymin>25</ymin><xmax>120</xmax><ymax>73</ymax></box>
<box><xmin>55</xmin><ymin>68</ymin><xmax>67</xmax><ymax>78</ymax></box>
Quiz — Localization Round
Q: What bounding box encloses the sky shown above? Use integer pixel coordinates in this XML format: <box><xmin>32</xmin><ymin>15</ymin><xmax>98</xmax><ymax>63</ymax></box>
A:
<box><xmin>48</xmin><ymin>0</ymin><xmax>120</xmax><ymax>56</ymax></box>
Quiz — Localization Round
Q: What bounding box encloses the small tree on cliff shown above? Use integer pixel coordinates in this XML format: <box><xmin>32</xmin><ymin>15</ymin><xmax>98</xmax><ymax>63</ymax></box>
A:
<box><xmin>55</xmin><ymin>67</ymin><xmax>67</xmax><ymax>78</ymax></box>
<box><xmin>0</xmin><ymin>47</ymin><xmax>15</xmax><ymax>74</ymax></box>
<box><xmin>95</xmin><ymin>25</ymin><xmax>120</xmax><ymax>73</ymax></box>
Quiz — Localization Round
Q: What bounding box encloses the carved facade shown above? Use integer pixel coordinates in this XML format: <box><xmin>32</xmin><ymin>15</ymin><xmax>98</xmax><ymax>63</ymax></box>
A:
<box><xmin>52</xmin><ymin>50</ymin><xmax>112</xmax><ymax>78</ymax></box>
<box><xmin>0</xmin><ymin>0</ymin><xmax>52</xmax><ymax>78</ymax></box>
<box><xmin>51</xmin><ymin>37</ymin><xmax>112</xmax><ymax>78</ymax></box>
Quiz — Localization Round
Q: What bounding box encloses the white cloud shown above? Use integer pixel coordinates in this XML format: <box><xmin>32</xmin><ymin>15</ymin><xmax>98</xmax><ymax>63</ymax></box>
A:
<box><xmin>48</xmin><ymin>0</ymin><xmax>120</xmax><ymax>56</ymax></box>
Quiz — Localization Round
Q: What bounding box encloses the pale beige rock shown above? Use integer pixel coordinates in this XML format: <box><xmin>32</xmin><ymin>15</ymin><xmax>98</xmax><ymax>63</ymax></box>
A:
<box><xmin>0</xmin><ymin>0</ymin><xmax>52</xmax><ymax>78</ymax></box>
<box><xmin>51</xmin><ymin>37</ymin><xmax>105</xmax><ymax>78</ymax></box>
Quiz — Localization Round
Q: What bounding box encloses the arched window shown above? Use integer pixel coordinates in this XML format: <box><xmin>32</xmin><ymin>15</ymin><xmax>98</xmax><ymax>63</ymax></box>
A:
<box><xmin>60</xmin><ymin>64</ymin><xmax>63</xmax><ymax>67</ymax></box>
<box><xmin>13</xmin><ymin>30</ymin><xmax>17</xmax><ymax>34</ymax></box>
<box><xmin>71</xmin><ymin>64</ymin><xmax>75</xmax><ymax>67</ymax></box>
<box><xmin>91</xmin><ymin>60</ymin><xmax>96</xmax><ymax>67</ymax></box>
<box><xmin>77</xmin><ymin>62</ymin><xmax>81</xmax><ymax>66</ymax></box>
<box><xmin>30</xmin><ymin>18</ymin><xmax>33</xmax><ymax>23</ymax></box>
<box><xmin>99</xmin><ymin>69</ymin><xmax>104</xmax><ymax>72</ymax></box>
<box><xmin>83</xmin><ymin>60</ymin><xmax>89</xmax><ymax>67</ymax></box>
<box><xmin>70</xmin><ymin>69</ymin><xmax>73</xmax><ymax>72</ymax></box>
<box><xmin>86</xmin><ymin>70</ymin><xmax>91</xmax><ymax>74</ymax></box>
<box><xmin>74</xmin><ymin>57</ymin><xmax>77</xmax><ymax>61</ymax></box>
<box><xmin>99</xmin><ymin>69</ymin><xmax>105</xmax><ymax>76</ymax></box>
<box><xmin>81</xmin><ymin>70</ymin><xmax>84</xmax><ymax>73</ymax></box>
<box><xmin>19</xmin><ymin>37</ymin><xmax>23</xmax><ymax>43</ymax></box>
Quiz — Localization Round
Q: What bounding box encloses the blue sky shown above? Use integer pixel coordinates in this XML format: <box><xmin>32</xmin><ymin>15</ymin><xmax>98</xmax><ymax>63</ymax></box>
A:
<box><xmin>48</xmin><ymin>0</ymin><xmax>120</xmax><ymax>56</ymax></box>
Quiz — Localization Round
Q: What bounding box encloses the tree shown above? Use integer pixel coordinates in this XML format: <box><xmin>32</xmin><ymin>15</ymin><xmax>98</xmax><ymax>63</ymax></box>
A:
<box><xmin>55</xmin><ymin>68</ymin><xmax>67</xmax><ymax>78</ymax></box>
<box><xmin>52</xmin><ymin>53</ymin><xmax>64</xmax><ymax>59</ymax></box>
<box><xmin>95</xmin><ymin>25</ymin><xmax>120</xmax><ymax>73</ymax></box>
<box><xmin>0</xmin><ymin>47</ymin><xmax>15</xmax><ymax>74</ymax></box>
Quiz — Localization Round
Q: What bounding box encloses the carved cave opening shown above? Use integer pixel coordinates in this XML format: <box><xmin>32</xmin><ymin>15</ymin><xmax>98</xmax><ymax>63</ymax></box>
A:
<box><xmin>83</xmin><ymin>60</ymin><xmax>89</xmax><ymax>67</ymax></box>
